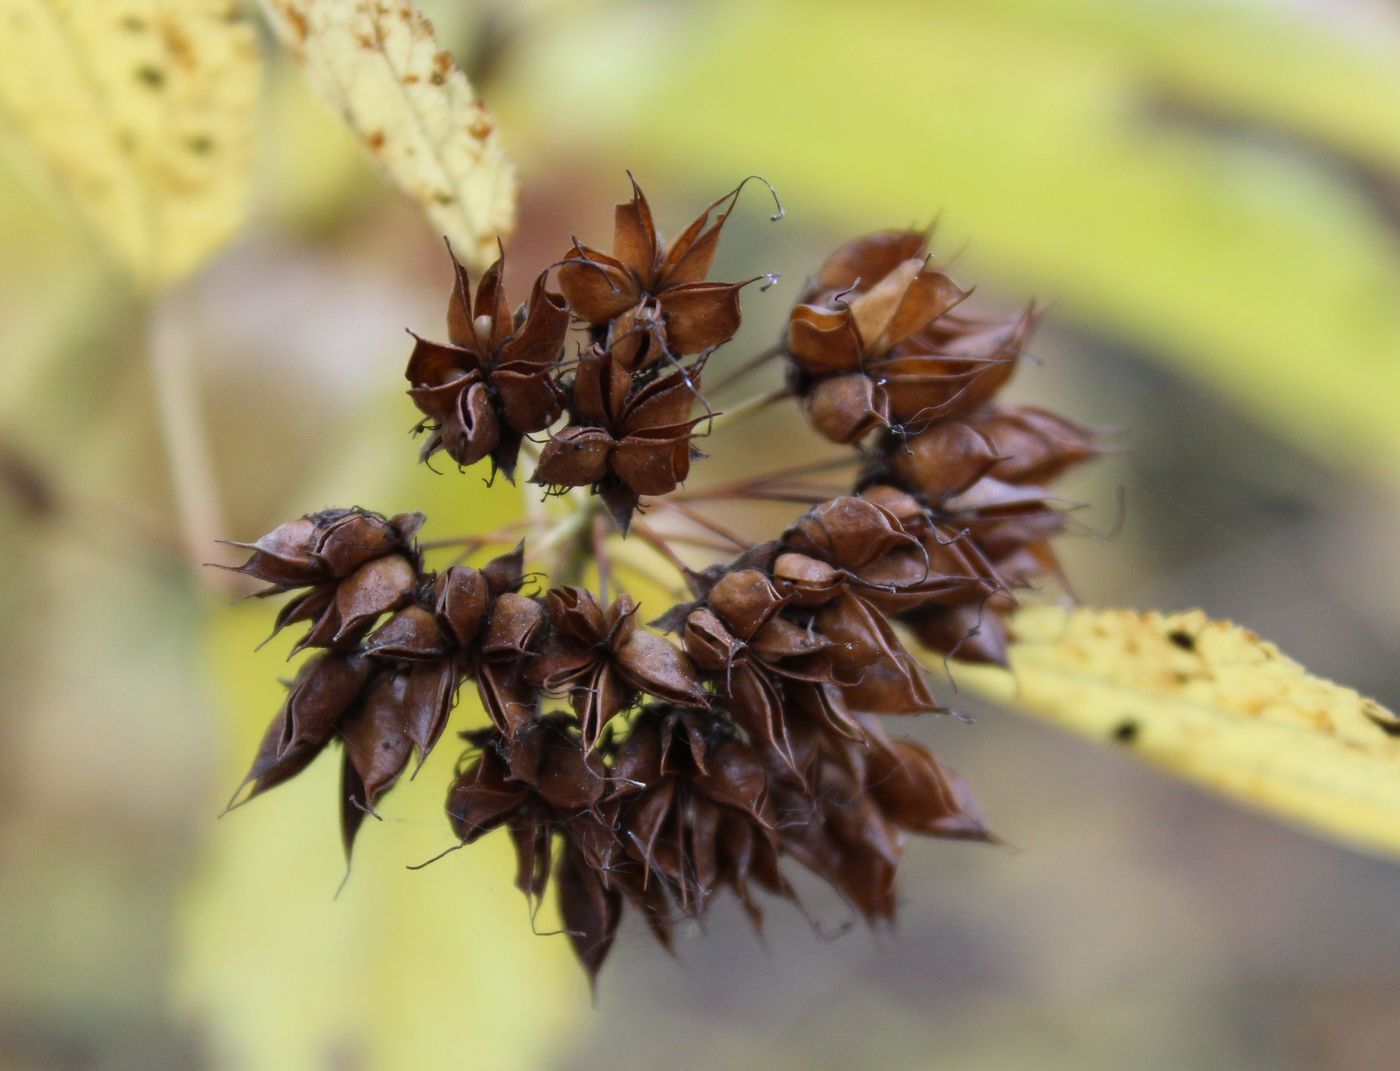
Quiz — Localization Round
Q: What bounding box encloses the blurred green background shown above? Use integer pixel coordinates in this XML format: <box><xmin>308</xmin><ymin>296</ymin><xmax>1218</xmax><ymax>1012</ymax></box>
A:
<box><xmin>2</xmin><ymin>0</ymin><xmax>1399</xmax><ymax>1068</ymax></box>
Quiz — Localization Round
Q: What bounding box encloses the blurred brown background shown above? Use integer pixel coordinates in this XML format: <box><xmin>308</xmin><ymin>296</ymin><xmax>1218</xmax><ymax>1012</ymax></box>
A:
<box><xmin>2</xmin><ymin>0</ymin><xmax>1399</xmax><ymax>1068</ymax></box>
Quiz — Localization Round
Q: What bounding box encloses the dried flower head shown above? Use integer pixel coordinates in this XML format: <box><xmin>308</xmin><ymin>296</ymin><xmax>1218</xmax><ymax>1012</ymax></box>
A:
<box><xmin>557</xmin><ymin>175</ymin><xmax>766</xmax><ymax>368</ymax></box>
<box><xmin>787</xmin><ymin>230</ymin><xmax>1034</xmax><ymax>444</ymax></box>
<box><xmin>406</xmin><ymin>249</ymin><xmax>570</xmax><ymax>481</ymax></box>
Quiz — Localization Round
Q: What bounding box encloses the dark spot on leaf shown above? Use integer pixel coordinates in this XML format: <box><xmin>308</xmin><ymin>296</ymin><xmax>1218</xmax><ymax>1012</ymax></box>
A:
<box><xmin>1364</xmin><ymin>706</ymin><xmax>1400</xmax><ymax>737</ymax></box>
<box><xmin>121</xmin><ymin>15</ymin><xmax>145</xmax><ymax>32</ymax></box>
<box><xmin>186</xmin><ymin>135</ymin><xmax>215</xmax><ymax>156</ymax></box>
<box><xmin>135</xmin><ymin>64</ymin><xmax>165</xmax><ymax>89</ymax></box>
<box><xmin>1167</xmin><ymin>629</ymin><xmax>1195</xmax><ymax>651</ymax></box>
<box><xmin>1111</xmin><ymin>719</ymin><xmax>1140</xmax><ymax>744</ymax></box>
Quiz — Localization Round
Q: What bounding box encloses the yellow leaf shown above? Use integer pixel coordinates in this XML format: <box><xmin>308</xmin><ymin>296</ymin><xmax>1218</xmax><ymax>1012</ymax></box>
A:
<box><xmin>262</xmin><ymin>0</ymin><xmax>517</xmax><ymax>269</ymax></box>
<box><xmin>949</xmin><ymin>605</ymin><xmax>1400</xmax><ymax>857</ymax></box>
<box><xmin>0</xmin><ymin>0</ymin><xmax>261</xmax><ymax>290</ymax></box>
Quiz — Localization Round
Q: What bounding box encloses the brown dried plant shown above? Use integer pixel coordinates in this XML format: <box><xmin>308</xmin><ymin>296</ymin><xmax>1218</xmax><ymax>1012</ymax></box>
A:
<box><xmin>220</xmin><ymin>177</ymin><xmax>1099</xmax><ymax>986</ymax></box>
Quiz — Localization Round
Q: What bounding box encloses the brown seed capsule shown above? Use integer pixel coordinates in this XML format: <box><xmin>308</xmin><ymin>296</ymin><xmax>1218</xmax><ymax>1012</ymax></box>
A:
<box><xmin>339</xmin><ymin>669</ymin><xmax>416</xmax><ymax>861</ymax></box>
<box><xmin>557</xmin><ymin>175</ymin><xmax>759</xmax><ymax>365</ymax></box>
<box><xmin>226</xmin><ymin>508</ymin><xmax>422</xmax><ymax>590</ymax></box>
<box><xmin>785</xmin><ymin>232</ymin><xmax>971</xmax><ymax>443</ymax></box>
<box><xmin>530</xmin><ymin>589</ymin><xmax>707</xmax><ymax>752</ymax></box>
<box><xmin>976</xmin><ymin>405</ymin><xmax>1100</xmax><ymax>485</ymax></box>
<box><xmin>227</xmin><ymin>652</ymin><xmax>374</xmax><ymax>811</ymax></box>
<box><xmin>611</xmin><ymin>707</ymin><xmax>784</xmax><ymax>923</ymax></box>
<box><xmin>866</xmin><ymin>739</ymin><xmax>991</xmax><ymax>840</ymax></box>
<box><xmin>406</xmin><ymin>249</ymin><xmax>569</xmax><ymax>480</ymax></box>
<box><xmin>534</xmin><ymin>357</ymin><xmax>710</xmax><ymax>532</ymax></box>
<box><xmin>902</xmin><ymin>601</ymin><xmax>1011</xmax><ymax>666</ymax></box>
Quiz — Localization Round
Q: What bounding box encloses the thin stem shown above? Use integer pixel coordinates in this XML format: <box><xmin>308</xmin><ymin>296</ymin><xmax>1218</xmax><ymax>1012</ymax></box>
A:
<box><xmin>649</xmin><ymin>530</ymin><xmax>742</xmax><ymax>553</ymax></box>
<box><xmin>700</xmin><ymin>386</ymin><xmax>789</xmax><ymax>437</ymax></box>
<box><xmin>149</xmin><ymin>297</ymin><xmax>231</xmax><ymax>591</ymax></box>
<box><xmin>525</xmin><ymin>500</ymin><xmax>596</xmax><ymax>564</ymax></box>
<box><xmin>707</xmin><ymin>342</ymin><xmax>784</xmax><ymax>396</ymax></box>
<box><xmin>592</xmin><ymin>512</ymin><xmax>612</xmax><ymax>606</ymax></box>
<box><xmin>672</xmin><ymin>454</ymin><xmax>860</xmax><ymax>501</ymax></box>
<box><xmin>518</xmin><ymin>437</ymin><xmax>548</xmax><ymax>535</ymax></box>
<box><xmin>419</xmin><ymin>519</ymin><xmax>531</xmax><ymax>550</ymax></box>
<box><xmin>648</xmin><ymin>498</ymin><xmax>750</xmax><ymax>549</ymax></box>
<box><xmin>626</xmin><ymin>520</ymin><xmax>693</xmax><ymax>577</ymax></box>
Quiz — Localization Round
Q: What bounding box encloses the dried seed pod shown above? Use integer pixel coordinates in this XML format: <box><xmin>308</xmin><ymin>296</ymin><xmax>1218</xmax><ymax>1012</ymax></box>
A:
<box><xmin>557</xmin><ymin>175</ymin><xmax>761</xmax><ymax>365</ymax></box>
<box><xmin>226</xmin><ymin>508</ymin><xmax>422</xmax><ymax>590</ymax></box>
<box><xmin>227</xmin><ymin>652</ymin><xmax>374</xmax><ymax>811</ymax></box>
<box><xmin>406</xmin><ymin>249</ymin><xmax>569</xmax><ymax>480</ymax></box>
<box><xmin>610</xmin><ymin>707</ymin><xmax>787</xmax><ymax>922</ymax></box>
<box><xmin>534</xmin><ymin>356</ymin><xmax>711</xmax><ymax>531</ymax></box>
<box><xmin>785</xmin><ymin>231</ymin><xmax>976</xmax><ymax>443</ymax></box>
<box><xmin>866</xmin><ymin>739</ymin><xmax>991</xmax><ymax>840</ymax></box>
<box><xmin>530</xmin><ymin>589</ymin><xmax>707</xmax><ymax>751</ymax></box>
<box><xmin>221</xmin><ymin>192</ymin><xmax>1103</xmax><ymax>988</ymax></box>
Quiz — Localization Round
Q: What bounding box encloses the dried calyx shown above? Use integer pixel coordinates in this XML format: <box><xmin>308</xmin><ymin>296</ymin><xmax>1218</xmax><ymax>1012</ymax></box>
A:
<box><xmin>224</xmin><ymin>177</ymin><xmax>1099</xmax><ymax>986</ymax></box>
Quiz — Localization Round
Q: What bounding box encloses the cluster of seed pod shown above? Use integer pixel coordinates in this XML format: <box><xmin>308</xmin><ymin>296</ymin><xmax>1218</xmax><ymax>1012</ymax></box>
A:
<box><xmin>224</xmin><ymin>177</ymin><xmax>1098</xmax><ymax>985</ymax></box>
<box><xmin>406</xmin><ymin>176</ymin><xmax>770</xmax><ymax>530</ymax></box>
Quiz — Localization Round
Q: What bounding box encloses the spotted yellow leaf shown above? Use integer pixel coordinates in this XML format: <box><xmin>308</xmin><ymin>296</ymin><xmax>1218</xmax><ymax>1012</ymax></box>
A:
<box><xmin>262</xmin><ymin>0</ymin><xmax>516</xmax><ymax>269</ymax></box>
<box><xmin>0</xmin><ymin>0</ymin><xmax>260</xmax><ymax>289</ymax></box>
<box><xmin>949</xmin><ymin>605</ymin><xmax>1400</xmax><ymax>857</ymax></box>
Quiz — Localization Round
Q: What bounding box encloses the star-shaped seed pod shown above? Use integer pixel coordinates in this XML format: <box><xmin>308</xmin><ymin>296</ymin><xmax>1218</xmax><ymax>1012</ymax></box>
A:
<box><xmin>758</xmin><ymin>537</ymin><xmax>940</xmax><ymax>722</ymax></box>
<box><xmin>444</xmin><ymin>723</ymin><xmax>621</xmax><ymax>986</ymax></box>
<box><xmin>786</xmin><ymin>230</ymin><xmax>1041</xmax><ymax>443</ymax></box>
<box><xmin>683</xmin><ymin>568</ymin><xmax>836</xmax><ymax>774</ymax></box>
<box><xmin>533</xmin><ymin>351</ymin><xmax>710</xmax><ymax>531</ymax></box>
<box><xmin>406</xmin><ymin>248</ymin><xmax>569</xmax><ymax>481</ymax></box>
<box><xmin>940</xmin><ymin>478</ymin><xmax>1071</xmax><ymax>585</ymax></box>
<box><xmin>223</xmin><ymin>508</ymin><xmax>425</xmax><ymax>653</ymax></box>
<box><xmin>883</xmin><ymin>405</ymin><xmax>1099</xmax><ymax>503</ymax></box>
<box><xmin>335</xmin><ymin>543</ymin><xmax>531</xmax><ymax>812</ymax></box>
<box><xmin>529</xmin><ymin>587</ymin><xmax>708</xmax><ymax>752</ymax></box>
<box><xmin>974</xmin><ymin>405</ymin><xmax>1101</xmax><ymax>486</ymax></box>
<box><xmin>865</xmin><ymin>737</ymin><xmax>991</xmax><ymax>841</ymax></box>
<box><xmin>774</xmin><ymin>758</ymin><xmax>905</xmax><ymax>924</ymax></box>
<box><xmin>226</xmin><ymin>508</ymin><xmax>424</xmax><ymax>590</ymax></box>
<box><xmin>608</xmin><ymin>707</ymin><xmax>787</xmax><ymax>923</ymax></box>
<box><xmin>557</xmin><ymin>175</ymin><xmax>766</xmax><ymax>369</ymax></box>
<box><xmin>225</xmin><ymin>651</ymin><xmax>375</xmax><ymax>812</ymax></box>
<box><xmin>773</xmin><ymin>725</ymin><xmax>989</xmax><ymax>923</ymax></box>
<box><xmin>852</xmin><ymin>485</ymin><xmax>1006</xmax><ymax>613</ymax></box>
